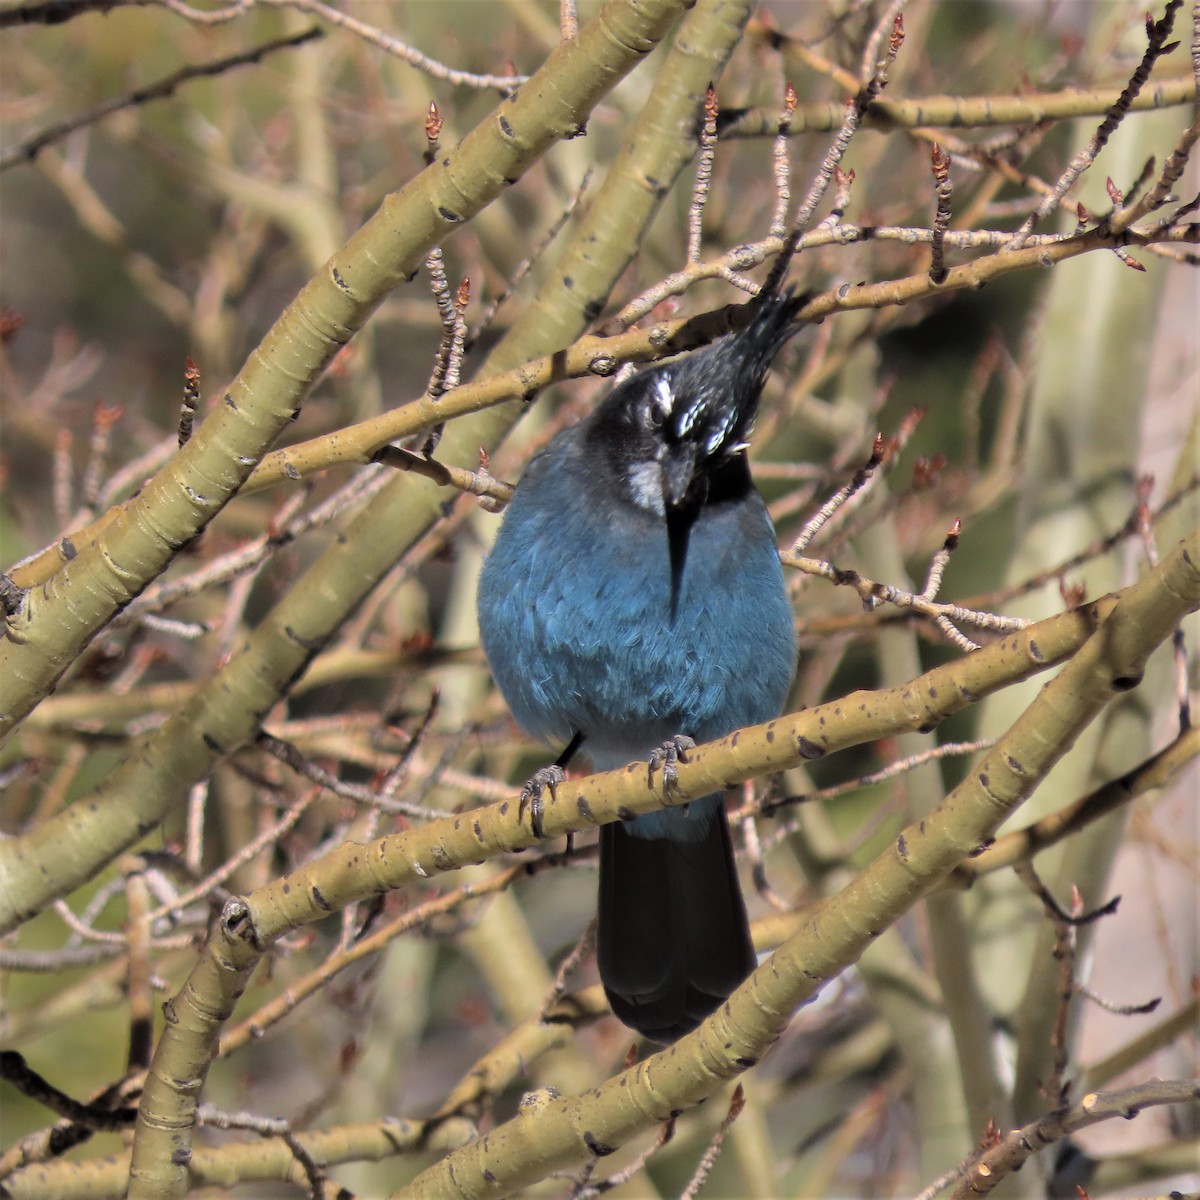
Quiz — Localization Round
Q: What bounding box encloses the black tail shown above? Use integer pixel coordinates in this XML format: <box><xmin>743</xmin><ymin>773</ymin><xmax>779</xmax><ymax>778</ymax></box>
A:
<box><xmin>596</xmin><ymin>804</ymin><xmax>756</xmax><ymax>1043</ymax></box>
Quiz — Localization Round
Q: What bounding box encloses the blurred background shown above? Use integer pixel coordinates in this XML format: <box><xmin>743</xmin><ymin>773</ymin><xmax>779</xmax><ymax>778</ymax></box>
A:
<box><xmin>1</xmin><ymin>2</ymin><xmax>1196</xmax><ymax>1196</ymax></box>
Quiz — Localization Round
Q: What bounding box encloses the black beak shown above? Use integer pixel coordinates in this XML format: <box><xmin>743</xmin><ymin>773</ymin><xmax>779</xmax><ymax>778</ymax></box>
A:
<box><xmin>659</xmin><ymin>290</ymin><xmax>806</xmax><ymax>620</ymax></box>
<box><xmin>661</xmin><ymin>441</ymin><xmax>699</xmax><ymax>511</ymax></box>
<box><xmin>661</xmin><ymin>442</ymin><xmax>705</xmax><ymax>623</ymax></box>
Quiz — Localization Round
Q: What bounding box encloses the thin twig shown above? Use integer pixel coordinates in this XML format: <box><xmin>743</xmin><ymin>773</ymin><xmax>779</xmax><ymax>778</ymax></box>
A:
<box><xmin>756</xmin><ymin>740</ymin><xmax>995</xmax><ymax>823</ymax></box>
<box><xmin>468</xmin><ymin>168</ymin><xmax>592</xmax><ymax>346</ymax></box>
<box><xmin>255</xmin><ymin>0</ymin><xmax>525</xmax><ymax>90</ymax></box>
<box><xmin>114</xmin><ymin>467</ymin><xmax>390</xmax><ymax>627</ymax></box>
<box><xmin>1075</xmin><ymin>981</ymin><xmax>1161</xmax><ymax>1016</ymax></box>
<box><xmin>788</xmin><ymin>434</ymin><xmax>886</xmax><ymax>555</ymax></box>
<box><xmin>255</xmin><ymin>731</ymin><xmax>449</xmax><ymax>822</ymax></box>
<box><xmin>374</xmin><ymin>445</ymin><xmax>511</xmax><ymax>507</ymax></box>
<box><xmin>946</xmin><ymin>1079</ymin><xmax>1200</xmax><ymax>1198</ymax></box>
<box><xmin>197</xmin><ymin>1104</ymin><xmax>326</xmax><ymax>1199</ymax></box>
<box><xmin>538</xmin><ymin>920</ymin><xmax>596</xmax><ymax>1020</ymax></box>
<box><xmin>52</xmin><ymin>428</ymin><xmax>72</xmax><ymax>533</ymax></box>
<box><xmin>559</xmin><ymin>0</ymin><xmax>578</xmax><ymax>41</ymax></box>
<box><xmin>1011</xmin><ymin>0</ymin><xmax>1185</xmax><ymax>247</ymax></box>
<box><xmin>787</xmin><ymin>9</ymin><xmax>905</xmax><ymax>240</ymax></box>
<box><xmin>0</xmin><ymin>28</ymin><xmax>323</xmax><ymax>170</ymax></box>
<box><xmin>680</xmin><ymin>1085</ymin><xmax>745</xmax><ymax>1200</ymax></box>
<box><xmin>929</xmin><ymin>143</ymin><xmax>953</xmax><ymax>283</ymax></box>
<box><xmin>688</xmin><ymin>84</ymin><xmax>719</xmax><ymax>264</ymax></box>
<box><xmin>178</xmin><ymin>358</ymin><xmax>200</xmax><ymax>448</ymax></box>
<box><xmin>80</xmin><ymin>403</ymin><xmax>121</xmax><ymax>510</ymax></box>
<box><xmin>147</xmin><ymin>785</ymin><xmax>325</xmax><ymax>928</ymax></box>
<box><xmin>741</xmin><ymin>802</ymin><xmax>791</xmax><ymax>911</ymax></box>
<box><xmin>122</xmin><ymin>860</ymin><xmax>154</xmax><ymax>1072</ymax></box>
<box><xmin>770</xmin><ymin>83</ymin><xmax>799</xmax><ymax>239</ymax></box>
<box><xmin>0</xmin><ymin>1049</ymin><xmax>138</xmax><ymax>1130</ymax></box>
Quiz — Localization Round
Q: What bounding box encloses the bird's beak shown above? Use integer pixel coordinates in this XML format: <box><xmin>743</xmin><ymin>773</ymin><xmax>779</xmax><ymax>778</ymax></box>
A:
<box><xmin>660</xmin><ymin>441</ymin><xmax>700</xmax><ymax>512</ymax></box>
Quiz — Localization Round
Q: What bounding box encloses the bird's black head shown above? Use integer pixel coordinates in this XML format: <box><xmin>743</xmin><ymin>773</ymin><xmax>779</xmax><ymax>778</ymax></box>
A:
<box><xmin>587</xmin><ymin>291</ymin><xmax>803</xmax><ymax>517</ymax></box>
<box><xmin>585</xmin><ymin>291</ymin><xmax>804</xmax><ymax>616</ymax></box>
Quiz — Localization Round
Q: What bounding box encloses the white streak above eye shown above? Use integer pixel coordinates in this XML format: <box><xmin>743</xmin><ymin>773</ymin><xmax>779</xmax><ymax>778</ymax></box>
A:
<box><xmin>675</xmin><ymin>397</ymin><xmax>703</xmax><ymax>437</ymax></box>
<box><xmin>704</xmin><ymin>407</ymin><xmax>739</xmax><ymax>455</ymax></box>
<box><xmin>652</xmin><ymin>375</ymin><xmax>674</xmax><ymax>421</ymax></box>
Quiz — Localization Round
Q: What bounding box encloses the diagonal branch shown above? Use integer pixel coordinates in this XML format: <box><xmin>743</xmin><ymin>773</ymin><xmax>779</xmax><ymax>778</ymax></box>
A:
<box><xmin>0</xmin><ymin>28</ymin><xmax>324</xmax><ymax>170</ymax></box>
<box><xmin>0</xmin><ymin>0</ymin><xmax>689</xmax><ymax>744</ymax></box>
<box><xmin>392</xmin><ymin>534</ymin><xmax>1198</xmax><ymax>1198</ymax></box>
<box><xmin>119</xmin><ymin>535</ymin><xmax>1198</xmax><ymax>1199</ymax></box>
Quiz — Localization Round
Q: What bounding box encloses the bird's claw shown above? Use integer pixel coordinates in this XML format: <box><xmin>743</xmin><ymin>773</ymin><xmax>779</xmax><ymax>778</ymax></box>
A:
<box><xmin>647</xmin><ymin>735</ymin><xmax>696</xmax><ymax>795</ymax></box>
<box><xmin>519</xmin><ymin>765</ymin><xmax>566</xmax><ymax>840</ymax></box>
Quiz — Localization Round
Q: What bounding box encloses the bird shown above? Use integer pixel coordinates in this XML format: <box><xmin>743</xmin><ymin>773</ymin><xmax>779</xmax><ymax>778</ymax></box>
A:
<box><xmin>477</xmin><ymin>291</ymin><xmax>800</xmax><ymax>1043</ymax></box>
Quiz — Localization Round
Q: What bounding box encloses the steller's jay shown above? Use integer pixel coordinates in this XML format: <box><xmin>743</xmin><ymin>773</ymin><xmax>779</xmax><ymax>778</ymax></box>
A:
<box><xmin>477</xmin><ymin>292</ymin><xmax>799</xmax><ymax>1042</ymax></box>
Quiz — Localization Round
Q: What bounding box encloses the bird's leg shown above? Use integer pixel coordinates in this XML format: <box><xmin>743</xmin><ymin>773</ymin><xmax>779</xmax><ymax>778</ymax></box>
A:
<box><xmin>518</xmin><ymin>766</ymin><xmax>565</xmax><ymax>840</ymax></box>
<box><xmin>647</xmin><ymin>734</ymin><xmax>697</xmax><ymax>795</ymax></box>
<box><xmin>519</xmin><ymin>731</ymin><xmax>585</xmax><ymax>841</ymax></box>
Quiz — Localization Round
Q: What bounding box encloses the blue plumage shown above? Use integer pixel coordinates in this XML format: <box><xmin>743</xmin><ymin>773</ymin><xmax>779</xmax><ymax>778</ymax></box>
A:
<box><xmin>478</xmin><ymin>293</ymin><xmax>800</xmax><ymax>1040</ymax></box>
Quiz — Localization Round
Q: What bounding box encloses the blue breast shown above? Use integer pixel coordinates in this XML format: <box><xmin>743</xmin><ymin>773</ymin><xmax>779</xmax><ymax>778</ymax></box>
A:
<box><xmin>477</xmin><ymin>426</ymin><xmax>796</xmax><ymax>776</ymax></box>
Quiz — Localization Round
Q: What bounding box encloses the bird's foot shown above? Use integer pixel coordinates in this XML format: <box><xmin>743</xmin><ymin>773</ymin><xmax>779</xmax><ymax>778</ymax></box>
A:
<box><xmin>519</xmin><ymin>765</ymin><xmax>566</xmax><ymax>840</ymax></box>
<box><xmin>647</xmin><ymin>735</ymin><xmax>696</xmax><ymax>795</ymax></box>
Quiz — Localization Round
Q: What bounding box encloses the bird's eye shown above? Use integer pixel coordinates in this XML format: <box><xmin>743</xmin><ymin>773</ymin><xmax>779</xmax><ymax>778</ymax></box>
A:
<box><xmin>642</xmin><ymin>405</ymin><xmax>664</xmax><ymax>432</ymax></box>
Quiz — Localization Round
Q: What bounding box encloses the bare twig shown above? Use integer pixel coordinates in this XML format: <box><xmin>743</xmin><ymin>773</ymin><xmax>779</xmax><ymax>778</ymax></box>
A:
<box><xmin>756</xmin><ymin>740</ymin><xmax>995</xmax><ymax>823</ymax></box>
<box><xmin>787</xmin><ymin>10</ymin><xmax>905</xmax><ymax>241</ymax></box>
<box><xmin>255</xmin><ymin>731</ymin><xmax>448</xmax><ymax>823</ymax></box>
<box><xmin>80</xmin><ymin>403</ymin><xmax>121</xmax><ymax>510</ymax></box>
<box><xmin>254</xmin><ymin>0</ymin><xmax>525</xmax><ymax>90</ymax></box>
<box><xmin>929</xmin><ymin>143</ymin><xmax>952</xmax><ymax>283</ymax></box>
<box><xmin>559</xmin><ymin>0</ymin><xmax>578</xmax><ymax>41</ymax></box>
<box><xmin>0</xmin><ymin>0</ymin><xmax>154</xmax><ymax>26</ymax></box>
<box><xmin>770</xmin><ymin>83</ymin><xmax>799</xmax><ymax>239</ymax></box>
<box><xmin>1075</xmin><ymin>981</ymin><xmax>1161</xmax><ymax>1016</ymax></box>
<box><xmin>741</xmin><ymin>802</ymin><xmax>791</xmax><ymax>911</ymax></box>
<box><xmin>122</xmin><ymin>861</ymin><xmax>154</xmax><ymax>1072</ymax></box>
<box><xmin>1011</xmin><ymin>0</ymin><xmax>1185</xmax><ymax>247</ymax></box>
<box><xmin>0</xmin><ymin>1053</ymin><xmax>142</xmax><ymax>1180</ymax></box>
<box><xmin>0</xmin><ymin>28</ymin><xmax>323</xmax><ymax>170</ymax></box>
<box><xmin>147</xmin><ymin>784</ymin><xmax>325</xmax><ymax>928</ymax></box>
<box><xmin>178</xmin><ymin>359</ymin><xmax>200</xmax><ymax>449</ymax></box>
<box><xmin>218</xmin><ymin>857</ymin><xmax>568</xmax><ymax>1057</ymax></box>
<box><xmin>52</xmin><ymin>428</ymin><xmax>73</xmax><ymax>533</ymax></box>
<box><xmin>0</xmin><ymin>1050</ymin><xmax>137</xmax><ymax>1130</ymax></box>
<box><xmin>469</xmin><ymin>170</ymin><xmax>592</xmax><ymax>346</ymax></box>
<box><xmin>573</xmin><ymin>1117</ymin><xmax>675</xmax><ymax>1197</ymax></box>
<box><xmin>197</xmin><ymin>1104</ymin><xmax>326</xmax><ymax>1199</ymax></box>
<box><xmin>946</xmin><ymin>1079</ymin><xmax>1200</xmax><ymax>1198</ymax></box>
<box><xmin>788</xmin><ymin>434</ymin><xmax>886</xmax><ymax>555</ymax></box>
<box><xmin>419</xmin><ymin>248</ymin><xmax>470</xmax><ymax>454</ymax></box>
<box><xmin>1014</xmin><ymin>862</ymin><xmax>1121</xmax><ymax>928</ymax></box>
<box><xmin>688</xmin><ymin>85</ymin><xmax>719</xmax><ymax>264</ymax></box>
<box><xmin>114</xmin><ymin>467</ymin><xmax>390</xmax><ymax>628</ymax></box>
<box><xmin>538</xmin><ymin>920</ymin><xmax>596</xmax><ymax>1019</ymax></box>
<box><xmin>680</xmin><ymin>1085</ymin><xmax>745</xmax><ymax>1200</ymax></box>
<box><xmin>373</xmin><ymin>445</ymin><xmax>511</xmax><ymax>507</ymax></box>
